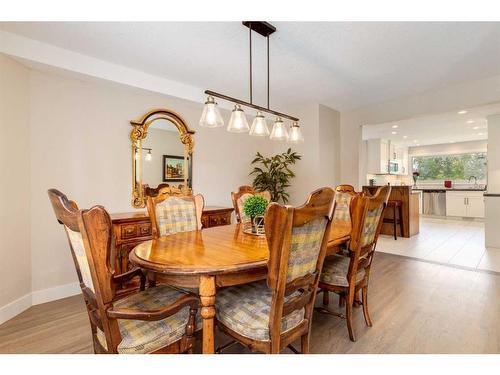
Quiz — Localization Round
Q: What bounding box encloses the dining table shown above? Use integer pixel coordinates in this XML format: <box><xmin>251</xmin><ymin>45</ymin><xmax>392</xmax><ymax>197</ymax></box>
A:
<box><xmin>129</xmin><ymin>222</ymin><xmax>351</xmax><ymax>354</ymax></box>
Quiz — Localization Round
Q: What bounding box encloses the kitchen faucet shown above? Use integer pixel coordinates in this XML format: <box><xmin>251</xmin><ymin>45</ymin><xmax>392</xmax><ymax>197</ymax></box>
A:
<box><xmin>468</xmin><ymin>176</ymin><xmax>478</xmax><ymax>186</ymax></box>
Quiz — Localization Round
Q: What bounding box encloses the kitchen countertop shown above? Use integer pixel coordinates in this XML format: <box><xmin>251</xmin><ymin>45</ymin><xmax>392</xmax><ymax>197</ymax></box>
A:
<box><xmin>411</xmin><ymin>187</ymin><xmax>486</xmax><ymax>192</ymax></box>
<box><xmin>365</xmin><ymin>185</ymin><xmax>421</xmax><ymax>194</ymax></box>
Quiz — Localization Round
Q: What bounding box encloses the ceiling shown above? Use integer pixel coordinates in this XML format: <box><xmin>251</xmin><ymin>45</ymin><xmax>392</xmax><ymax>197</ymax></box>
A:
<box><xmin>1</xmin><ymin>22</ymin><xmax>500</xmax><ymax>111</ymax></box>
<box><xmin>362</xmin><ymin>102</ymin><xmax>500</xmax><ymax>147</ymax></box>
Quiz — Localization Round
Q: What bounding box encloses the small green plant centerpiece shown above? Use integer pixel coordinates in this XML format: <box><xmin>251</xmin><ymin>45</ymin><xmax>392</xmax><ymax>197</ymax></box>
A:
<box><xmin>243</xmin><ymin>195</ymin><xmax>269</xmax><ymax>235</ymax></box>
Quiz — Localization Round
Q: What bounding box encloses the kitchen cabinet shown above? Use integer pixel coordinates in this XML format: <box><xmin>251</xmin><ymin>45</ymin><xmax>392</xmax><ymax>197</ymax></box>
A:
<box><xmin>397</xmin><ymin>146</ymin><xmax>409</xmax><ymax>175</ymax></box>
<box><xmin>414</xmin><ymin>190</ymin><xmax>423</xmax><ymax>214</ymax></box>
<box><xmin>446</xmin><ymin>193</ymin><xmax>468</xmax><ymax>217</ymax></box>
<box><xmin>366</xmin><ymin>139</ymin><xmax>389</xmax><ymax>174</ymax></box>
<box><xmin>366</xmin><ymin>139</ymin><xmax>408</xmax><ymax>175</ymax></box>
<box><xmin>466</xmin><ymin>195</ymin><xmax>485</xmax><ymax>218</ymax></box>
<box><xmin>445</xmin><ymin>191</ymin><xmax>484</xmax><ymax>218</ymax></box>
<box><xmin>389</xmin><ymin>141</ymin><xmax>397</xmax><ymax>161</ymax></box>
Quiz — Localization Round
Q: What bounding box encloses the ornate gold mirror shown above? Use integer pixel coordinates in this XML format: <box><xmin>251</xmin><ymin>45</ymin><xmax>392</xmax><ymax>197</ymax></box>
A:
<box><xmin>130</xmin><ymin>109</ymin><xmax>194</xmax><ymax>208</ymax></box>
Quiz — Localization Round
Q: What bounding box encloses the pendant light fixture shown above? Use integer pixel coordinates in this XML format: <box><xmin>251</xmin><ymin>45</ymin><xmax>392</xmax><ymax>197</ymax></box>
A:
<box><xmin>269</xmin><ymin>117</ymin><xmax>289</xmax><ymax>141</ymax></box>
<box><xmin>200</xmin><ymin>21</ymin><xmax>303</xmax><ymax>142</ymax></box>
<box><xmin>227</xmin><ymin>104</ymin><xmax>250</xmax><ymax>133</ymax></box>
<box><xmin>199</xmin><ymin>95</ymin><xmax>224</xmax><ymax>128</ymax></box>
<box><xmin>249</xmin><ymin>111</ymin><xmax>269</xmax><ymax>136</ymax></box>
<box><xmin>289</xmin><ymin>122</ymin><xmax>304</xmax><ymax>143</ymax></box>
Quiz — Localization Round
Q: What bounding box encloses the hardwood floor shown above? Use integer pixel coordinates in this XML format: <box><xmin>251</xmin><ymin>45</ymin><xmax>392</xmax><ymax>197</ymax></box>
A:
<box><xmin>1</xmin><ymin>252</ymin><xmax>499</xmax><ymax>354</ymax></box>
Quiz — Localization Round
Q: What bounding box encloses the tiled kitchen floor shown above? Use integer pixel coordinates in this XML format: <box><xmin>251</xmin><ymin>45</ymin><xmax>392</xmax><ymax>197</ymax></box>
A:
<box><xmin>377</xmin><ymin>217</ymin><xmax>500</xmax><ymax>273</ymax></box>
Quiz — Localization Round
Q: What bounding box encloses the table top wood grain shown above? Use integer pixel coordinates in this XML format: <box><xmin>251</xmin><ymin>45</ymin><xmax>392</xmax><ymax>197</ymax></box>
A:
<box><xmin>130</xmin><ymin>222</ymin><xmax>351</xmax><ymax>275</ymax></box>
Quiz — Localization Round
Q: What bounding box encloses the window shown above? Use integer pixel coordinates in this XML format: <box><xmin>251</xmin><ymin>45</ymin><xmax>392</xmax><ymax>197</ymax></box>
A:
<box><xmin>412</xmin><ymin>152</ymin><xmax>487</xmax><ymax>182</ymax></box>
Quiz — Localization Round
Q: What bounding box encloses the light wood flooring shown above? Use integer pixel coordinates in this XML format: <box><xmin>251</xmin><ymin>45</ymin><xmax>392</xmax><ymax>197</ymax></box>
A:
<box><xmin>0</xmin><ymin>253</ymin><xmax>499</xmax><ymax>354</ymax></box>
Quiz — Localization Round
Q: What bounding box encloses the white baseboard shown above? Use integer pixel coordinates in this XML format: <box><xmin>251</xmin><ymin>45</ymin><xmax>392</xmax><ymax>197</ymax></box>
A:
<box><xmin>31</xmin><ymin>282</ymin><xmax>81</xmax><ymax>305</ymax></box>
<box><xmin>0</xmin><ymin>282</ymin><xmax>81</xmax><ymax>325</ymax></box>
<box><xmin>0</xmin><ymin>293</ymin><xmax>32</xmax><ymax>325</ymax></box>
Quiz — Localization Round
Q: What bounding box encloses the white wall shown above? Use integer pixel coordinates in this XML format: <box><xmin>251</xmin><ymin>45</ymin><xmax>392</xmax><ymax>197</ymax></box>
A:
<box><xmin>0</xmin><ymin>54</ymin><xmax>32</xmax><ymax>321</ymax></box>
<box><xmin>318</xmin><ymin>104</ymin><xmax>341</xmax><ymax>188</ymax></box>
<box><xmin>341</xmin><ymin>74</ymin><xmax>500</xmax><ymax>189</ymax></box>
<box><xmin>27</xmin><ymin>68</ymin><xmax>280</xmax><ymax>293</ymax></box>
<box><xmin>485</xmin><ymin>114</ymin><xmax>500</xmax><ymax>249</ymax></box>
<box><xmin>409</xmin><ymin>140</ymin><xmax>487</xmax><ymax>157</ymax></box>
<box><xmin>271</xmin><ymin>104</ymin><xmax>341</xmax><ymax>205</ymax></box>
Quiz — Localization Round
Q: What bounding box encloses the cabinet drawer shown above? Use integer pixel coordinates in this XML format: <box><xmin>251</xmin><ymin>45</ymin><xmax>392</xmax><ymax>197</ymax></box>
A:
<box><xmin>120</xmin><ymin>224</ymin><xmax>137</xmax><ymax>239</ymax></box>
<box><xmin>209</xmin><ymin>214</ymin><xmax>230</xmax><ymax>227</ymax></box>
<box><xmin>138</xmin><ymin>223</ymin><xmax>152</xmax><ymax>237</ymax></box>
<box><xmin>201</xmin><ymin>216</ymin><xmax>209</xmax><ymax>229</ymax></box>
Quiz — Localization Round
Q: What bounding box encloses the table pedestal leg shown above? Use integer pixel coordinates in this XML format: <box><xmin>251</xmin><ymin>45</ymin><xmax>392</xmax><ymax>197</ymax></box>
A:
<box><xmin>199</xmin><ymin>275</ymin><xmax>216</xmax><ymax>354</ymax></box>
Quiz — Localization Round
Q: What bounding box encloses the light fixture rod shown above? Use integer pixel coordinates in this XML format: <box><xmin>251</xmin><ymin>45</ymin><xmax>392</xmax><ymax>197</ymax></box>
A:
<box><xmin>205</xmin><ymin>90</ymin><xmax>299</xmax><ymax>122</ymax></box>
<box><xmin>267</xmin><ymin>35</ymin><xmax>270</xmax><ymax>109</ymax></box>
<box><xmin>249</xmin><ymin>23</ymin><xmax>253</xmax><ymax>104</ymax></box>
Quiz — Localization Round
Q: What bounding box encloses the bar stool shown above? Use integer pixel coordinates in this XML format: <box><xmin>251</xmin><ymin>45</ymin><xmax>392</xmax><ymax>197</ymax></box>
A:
<box><xmin>384</xmin><ymin>200</ymin><xmax>404</xmax><ymax>240</ymax></box>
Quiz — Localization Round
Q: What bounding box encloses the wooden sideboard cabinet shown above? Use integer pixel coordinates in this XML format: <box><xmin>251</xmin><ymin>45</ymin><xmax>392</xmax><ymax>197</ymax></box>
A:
<box><xmin>110</xmin><ymin>206</ymin><xmax>234</xmax><ymax>273</ymax></box>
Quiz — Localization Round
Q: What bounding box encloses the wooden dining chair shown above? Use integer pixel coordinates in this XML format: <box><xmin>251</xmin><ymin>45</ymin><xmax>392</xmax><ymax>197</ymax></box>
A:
<box><xmin>216</xmin><ymin>187</ymin><xmax>335</xmax><ymax>354</ymax></box>
<box><xmin>323</xmin><ymin>184</ymin><xmax>361</xmax><ymax>306</ymax></box>
<box><xmin>48</xmin><ymin>189</ymin><xmax>199</xmax><ymax>354</ymax></box>
<box><xmin>231</xmin><ymin>185</ymin><xmax>272</xmax><ymax>223</ymax></box>
<box><xmin>48</xmin><ymin>189</ymin><xmax>146</xmax><ymax>297</ymax></box>
<box><xmin>316</xmin><ymin>185</ymin><xmax>391</xmax><ymax>342</ymax></box>
<box><xmin>146</xmin><ymin>185</ymin><xmax>204</xmax><ymax>238</ymax></box>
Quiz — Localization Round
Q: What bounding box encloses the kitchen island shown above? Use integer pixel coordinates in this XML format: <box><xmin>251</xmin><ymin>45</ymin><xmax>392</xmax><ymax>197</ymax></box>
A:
<box><xmin>363</xmin><ymin>185</ymin><xmax>420</xmax><ymax>238</ymax></box>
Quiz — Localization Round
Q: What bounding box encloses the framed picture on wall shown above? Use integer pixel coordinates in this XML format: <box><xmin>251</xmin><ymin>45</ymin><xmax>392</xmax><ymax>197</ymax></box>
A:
<box><xmin>162</xmin><ymin>154</ymin><xmax>192</xmax><ymax>184</ymax></box>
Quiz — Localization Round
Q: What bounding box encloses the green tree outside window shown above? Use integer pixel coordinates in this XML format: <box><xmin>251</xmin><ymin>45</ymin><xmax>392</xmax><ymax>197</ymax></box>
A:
<box><xmin>412</xmin><ymin>152</ymin><xmax>487</xmax><ymax>182</ymax></box>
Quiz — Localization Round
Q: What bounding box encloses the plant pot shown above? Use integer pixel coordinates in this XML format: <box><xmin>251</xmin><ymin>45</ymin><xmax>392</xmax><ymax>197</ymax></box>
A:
<box><xmin>252</xmin><ymin>216</ymin><xmax>265</xmax><ymax>235</ymax></box>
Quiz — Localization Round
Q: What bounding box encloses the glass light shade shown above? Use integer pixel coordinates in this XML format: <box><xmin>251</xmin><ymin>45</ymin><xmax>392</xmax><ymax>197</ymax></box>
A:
<box><xmin>199</xmin><ymin>96</ymin><xmax>224</xmax><ymax>128</ymax></box>
<box><xmin>289</xmin><ymin>122</ymin><xmax>304</xmax><ymax>143</ymax></box>
<box><xmin>145</xmin><ymin>149</ymin><xmax>152</xmax><ymax>161</ymax></box>
<box><xmin>269</xmin><ymin>117</ymin><xmax>289</xmax><ymax>141</ymax></box>
<box><xmin>249</xmin><ymin>112</ymin><xmax>269</xmax><ymax>136</ymax></box>
<box><xmin>227</xmin><ymin>104</ymin><xmax>249</xmax><ymax>133</ymax></box>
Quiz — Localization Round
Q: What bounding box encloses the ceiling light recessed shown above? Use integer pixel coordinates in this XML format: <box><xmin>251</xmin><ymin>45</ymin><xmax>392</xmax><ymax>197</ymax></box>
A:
<box><xmin>478</xmin><ymin>132</ymin><xmax>484</xmax><ymax>136</ymax></box>
<box><xmin>413</xmin><ymin>140</ymin><xmax>419</xmax><ymax>143</ymax></box>
<box><xmin>416</xmin><ymin>144</ymin><xmax>420</xmax><ymax>146</ymax></box>
<box><xmin>392</xmin><ymin>125</ymin><xmax>398</xmax><ymax>129</ymax></box>
<box><xmin>458</xmin><ymin>110</ymin><xmax>468</xmax><ymax>115</ymax></box>
<box><xmin>472</xmin><ymin>126</ymin><xmax>480</xmax><ymax>130</ymax></box>
<box><xmin>403</xmin><ymin>135</ymin><xmax>408</xmax><ymax>139</ymax></box>
<box><xmin>467</xmin><ymin>120</ymin><xmax>475</xmax><ymax>124</ymax></box>
<box><xmin>449</xmin><ymin>141</ymin><xmax>455</xmax><ymax>143</ymax></box>
<box><xmin>391</xmin><ymin>131</ymin><xmax>397</xmax><ymax>135</ymax></box>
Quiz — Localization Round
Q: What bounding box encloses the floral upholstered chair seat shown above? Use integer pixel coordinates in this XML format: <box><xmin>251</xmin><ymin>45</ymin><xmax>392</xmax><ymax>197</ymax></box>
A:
<box><xmin>320</xmin><ymin>255</ymin><xmax>366</xmax><ymax>287</ymax></box>
<box><xmin>215</xmin><ymin>281</ymin><xmax>304</xmax><ymax>341</ymax></box>
<box><xmin>96</xmin><ymin>285</ymin><xmax>194</xmax><ymax>354</ymax></box>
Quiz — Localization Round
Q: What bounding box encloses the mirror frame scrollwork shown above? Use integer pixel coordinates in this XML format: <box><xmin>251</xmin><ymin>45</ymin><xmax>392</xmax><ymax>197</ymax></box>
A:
<box><xmin>130</xmin><ymin>108</ymin><xmax>195</xmax><ymax>208</ymax></box>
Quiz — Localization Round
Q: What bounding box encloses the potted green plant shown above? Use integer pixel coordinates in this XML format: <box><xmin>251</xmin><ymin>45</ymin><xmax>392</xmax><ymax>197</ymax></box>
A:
<box><xmin>250</xmin><ymin>148</ymin><xmax>301</xmax><ymax>203</ymax></box>
<box><xmin>243</xmin><ymin>195</ymin><xmax>269</xmax><ymax>234</ymax></box>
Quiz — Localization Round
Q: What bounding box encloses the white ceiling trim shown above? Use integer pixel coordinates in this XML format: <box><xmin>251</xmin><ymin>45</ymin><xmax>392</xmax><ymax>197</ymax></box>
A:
<box><xmin>0</xmin><ymin>30</ymin><xmax>204</xmax><ymax>104</ymax></box>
